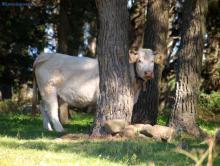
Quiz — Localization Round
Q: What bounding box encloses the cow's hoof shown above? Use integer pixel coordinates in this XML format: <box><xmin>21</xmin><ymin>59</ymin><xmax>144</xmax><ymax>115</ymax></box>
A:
<box><xmin>55</xmin><ymin>127</ymin><xmax>64</xmax><ymax>133</ymax></box>
<box><xmin>43</xmin><ymin>124</ymin><xmax>53</xmax><ymax>131</ymax></box>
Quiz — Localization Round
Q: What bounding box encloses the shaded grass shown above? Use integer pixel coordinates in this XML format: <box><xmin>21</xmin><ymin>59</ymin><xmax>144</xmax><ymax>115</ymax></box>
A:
<box><xmin>0</xmin><ymin>112</ymin><xmax>93</xmax><ymax>139</ymax></box>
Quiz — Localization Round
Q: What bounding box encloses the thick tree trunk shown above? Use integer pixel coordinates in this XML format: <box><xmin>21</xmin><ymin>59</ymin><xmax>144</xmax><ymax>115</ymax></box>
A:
<box><xmin>92</xmin><ymin>0</ymin><xmax>134</xmax><ymax>136</ymax></box>
<box><xmin>169</xmin><ymin>0</ymin><xmax>206</xmax><ymax>137</ymax></box>
<box><xmin>130</xmin><ymin>0</ymin><xmax>148</xmax><ymax>50</ymax></box>
<box><xmin>57</xmin><ymin>0</ymin><xmax>72</xmax><ymax>55</ymax></box>
<box><xmin>132</xmin><ymin>0</ymin><xmax>169</xmax><ymax>124</ymax></box>
<box><xmin>57</xmin><ymin>0</ymin><xmax>72</xmax><ymax>124</ymax></box>
<box><xmin>202</xmin><ymin>37</ymin><xmax>220</xmax><ymax>92</ymax></box>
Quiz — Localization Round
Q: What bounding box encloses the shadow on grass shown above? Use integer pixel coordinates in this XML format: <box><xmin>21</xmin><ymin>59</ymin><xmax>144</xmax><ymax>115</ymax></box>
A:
<box><xmin>0</xmin><ymin>112</ymin><xmax>92</xmax><ymax>139</ymax></box>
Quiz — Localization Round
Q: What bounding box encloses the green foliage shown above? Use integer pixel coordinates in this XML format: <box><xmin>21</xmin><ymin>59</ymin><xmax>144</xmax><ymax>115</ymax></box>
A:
<box><xmin>199</xmin><ymin>91</ymin><xmax>220</xmax><ymax>112</ymax></box>
<box><xmin>157</xmin><ymin>114</ymin><xmax>167</xmax><ymax>126</ymax></box>
<box><xmin>168</xmin><ymin>77</ymin><xmax>176</xmax><ymax>91</ymax></box>
<box><xmin>0</xmin><ymin>100</ymin><xmax>20</xmax><ymax>113</ymax></box>
<box><xmin>197</xmin><ymin>119</ymin><xmax>220</xmax><ymax>135</ymax></box>
<box><xmin>216</xmin><ymin>62</ymin><xmax>220</xmax><ymax>75</ymax></box>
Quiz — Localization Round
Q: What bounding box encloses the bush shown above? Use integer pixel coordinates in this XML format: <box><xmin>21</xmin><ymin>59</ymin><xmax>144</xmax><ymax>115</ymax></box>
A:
<box><xmin>199</xmin><ymin>91</ymin><xmax>220</xmax><ymax>112</ymax></box>
<box><xmin>0</xmin><ymin>100</ymin><xmax>20</xmax><ymax>113</ymax></box>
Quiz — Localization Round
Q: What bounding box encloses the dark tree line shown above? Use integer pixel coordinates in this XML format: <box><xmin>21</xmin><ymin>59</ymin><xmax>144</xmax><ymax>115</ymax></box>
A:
<box><xmin>0</xmin><ymin>0</ymin><xmax>49</xmax><ymax>99</ymax></box>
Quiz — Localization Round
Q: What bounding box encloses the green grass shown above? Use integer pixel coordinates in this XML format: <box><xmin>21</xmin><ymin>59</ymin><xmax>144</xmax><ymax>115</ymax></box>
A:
<box><xmin>0</xmin><ymin>111</ymin><xmax>219</xmax><ymax>166</ymax></box>
<box><xmin>0</xmin><ymin>137</ymin><xmax>194</xmax><ymax>166</ymax></box>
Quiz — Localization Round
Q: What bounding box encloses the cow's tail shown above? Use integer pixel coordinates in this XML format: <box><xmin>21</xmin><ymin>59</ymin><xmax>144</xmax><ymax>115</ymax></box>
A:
<box><xmin>32</xmin><ymin>68</ymin><xmax>38</xmax><ymax>115</ymax></box>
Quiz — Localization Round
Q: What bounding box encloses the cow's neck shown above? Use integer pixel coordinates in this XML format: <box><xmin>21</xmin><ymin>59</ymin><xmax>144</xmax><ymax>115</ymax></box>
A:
<box><xmin>129</xmin><ymin>63</ymin><xmax>145</xmax><ymax>93</ymax></box>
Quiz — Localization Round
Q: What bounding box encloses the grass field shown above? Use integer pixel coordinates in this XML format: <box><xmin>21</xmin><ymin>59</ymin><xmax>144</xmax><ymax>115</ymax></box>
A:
<box><xmin>0</xmin><ymin>111</ymin><xmax>219</xmax><ymax>166</ymax></box>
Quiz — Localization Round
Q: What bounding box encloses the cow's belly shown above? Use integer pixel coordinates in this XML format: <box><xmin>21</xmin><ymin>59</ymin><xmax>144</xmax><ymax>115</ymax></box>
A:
<box><xmin>57</xmin><ymin>79</ymin><xmax>99</xmax><ymax>108</ymax></box>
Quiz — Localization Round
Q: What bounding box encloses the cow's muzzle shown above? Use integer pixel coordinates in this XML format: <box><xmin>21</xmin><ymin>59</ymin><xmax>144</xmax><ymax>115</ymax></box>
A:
<box><xmin>144</xmin><ymin>71</ymin><xmax>153</xmax><ymax>80</ymax></box>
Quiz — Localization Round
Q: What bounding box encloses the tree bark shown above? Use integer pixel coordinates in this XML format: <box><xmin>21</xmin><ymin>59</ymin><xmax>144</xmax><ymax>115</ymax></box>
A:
<box><xmin>130</xmin><ymin>0</ymin><xmax>148</xmax><ymax>50</ymax></box>
<box><xmin>57</xmin><ymin>0</ymin><xmax>72</xmax><ymax>124</ymax></box>
<box><xmin>57</xmin><ymin>0</ymin><xmax>72</xmax><ymax>55</ymax></box>
<box><xmin>58</xmin><ymin>97</ymin><xmax>69</xmax><ymax>124</ymax></box>
<box><xmin>169</xmin><ymin>0</ymin><xmax>206</xmax><ymax>137</ymax></box>
<box><xmin>202</xmin><ymin>0</ymin><xmax>220</xmax><ymax>92</ymax></box>
<box><xmin>92</xmin><ymin>0</ymin><xmax>134</xmax><ymax>136</ymax></box>
<box><xmin>132</xmin><ymin>0</ymin><xmax>169</xmax><ymax>124</ymax></box>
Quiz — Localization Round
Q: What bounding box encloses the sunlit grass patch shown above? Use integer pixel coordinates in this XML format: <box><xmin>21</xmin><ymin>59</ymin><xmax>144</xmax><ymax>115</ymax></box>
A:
<box><xmin>0</xmin><ymin>138</ymin><xmax>123</xmax><ymax>166</ymax></box>
<box><xmin>0</xmin><ymin>136</ymin><xmax>194</xmax><ymax>166</ymax></box>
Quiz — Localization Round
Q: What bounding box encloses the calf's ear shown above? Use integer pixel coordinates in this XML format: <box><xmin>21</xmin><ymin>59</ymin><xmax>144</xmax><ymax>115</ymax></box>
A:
<box><xmin>154</xmin><ymin>52</ymin><xmax>164</xmax><ymax>64</ymax></box>
<box><xmin>129</xmin><ymin>50</ymin><xmax>138</xmax><ymax>63</ymax></box>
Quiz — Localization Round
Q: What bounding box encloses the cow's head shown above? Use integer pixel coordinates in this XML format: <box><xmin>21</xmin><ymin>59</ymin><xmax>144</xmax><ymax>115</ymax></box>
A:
<box><xmin>129</xmin><ymin>48</ymin><xmax>163</xmax><ymax>81</ymax></box>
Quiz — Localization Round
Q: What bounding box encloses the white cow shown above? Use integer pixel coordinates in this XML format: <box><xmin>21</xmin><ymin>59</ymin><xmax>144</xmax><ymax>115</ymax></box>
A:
<box><xmin>33</xmin><ymin>49</ymin><xmax>162</xmax><ymax>132</ymax></box>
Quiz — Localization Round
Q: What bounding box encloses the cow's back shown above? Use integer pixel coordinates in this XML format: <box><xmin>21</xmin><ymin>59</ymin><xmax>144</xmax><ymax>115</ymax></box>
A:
<box><xmin>34</xmin><ymin>53</ymin><xmax>99</xmax><ymax>108</ymax></box>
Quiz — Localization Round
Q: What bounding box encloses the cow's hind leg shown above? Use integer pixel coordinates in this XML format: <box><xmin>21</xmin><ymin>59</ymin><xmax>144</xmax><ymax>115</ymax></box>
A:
<box><xmin>39</xmin><ymin>101</ymin><xmax>53</xmax><ymax>131</ymax></box>
<box><xmin>44</xmin><ymin>90</ymin><xmax>64</xmax><ymax>132</ymax></box>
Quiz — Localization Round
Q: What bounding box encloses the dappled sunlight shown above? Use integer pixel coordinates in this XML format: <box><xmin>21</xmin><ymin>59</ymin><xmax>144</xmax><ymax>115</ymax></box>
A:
<box><xmin>0</xmin><ymin>112</ymin><xmax>219</xmax><ymax>165</ymax></box>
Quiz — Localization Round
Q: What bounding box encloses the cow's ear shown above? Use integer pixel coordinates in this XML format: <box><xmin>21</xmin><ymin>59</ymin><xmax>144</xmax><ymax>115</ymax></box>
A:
<box><xmin>129</xmin><ymin>50</ymin><xmax>138</xmax><ymax>63</ymax></box>
<box><xmin>154</xmin><ymin>52</ymin><xmax>164</xmax><ymax>64</ymax></box>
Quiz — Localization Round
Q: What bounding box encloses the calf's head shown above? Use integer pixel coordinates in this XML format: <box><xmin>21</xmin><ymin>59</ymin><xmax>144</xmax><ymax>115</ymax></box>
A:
<box><xmin>129</xmin><ymin>48</ymin><xmax>163</xmax><ymax>81</ymax></box>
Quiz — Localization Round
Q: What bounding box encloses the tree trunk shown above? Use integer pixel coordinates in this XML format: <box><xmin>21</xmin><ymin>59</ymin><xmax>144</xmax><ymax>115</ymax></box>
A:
<box><xmin>58</xmin><ymin>97</ymin><xmax>69</xmax><ymax>124</ymax></box>
<box><xmin>57</xmin><ymin>0</ymin><xmax>72</xmax><ymax>55</ymax></box>
<box><xmin>130</xmin><ymin>0</ymin><xmax>148</xmax><ymax>50</ymax></box>
<box><xmin>57</xmin><ymin>0</ymin><xmax>72</xmax><ymax>124</ymax></box>
<box><xmin>132</xmin><ymin>0</ymin><xmax>169</xmax><ymax>124</ymax></box>
<box><xmin>202</xmin><ymin>0</ymin><xmax>220</xmax><ymax>92</ymax></box>
<box><xmin>0</xmin><ymin>84</ymin><xmax>12</xmax><ymax>100</ymax></box>
<box><xmin>92</xmin><ymin>0</ymin><xmax>134</xmax><ymax>136</ymax></box>
<box><xmin>169</xmin><ymin>0</ymin><xmax>206</xmax><ymax>137</ymax></box>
